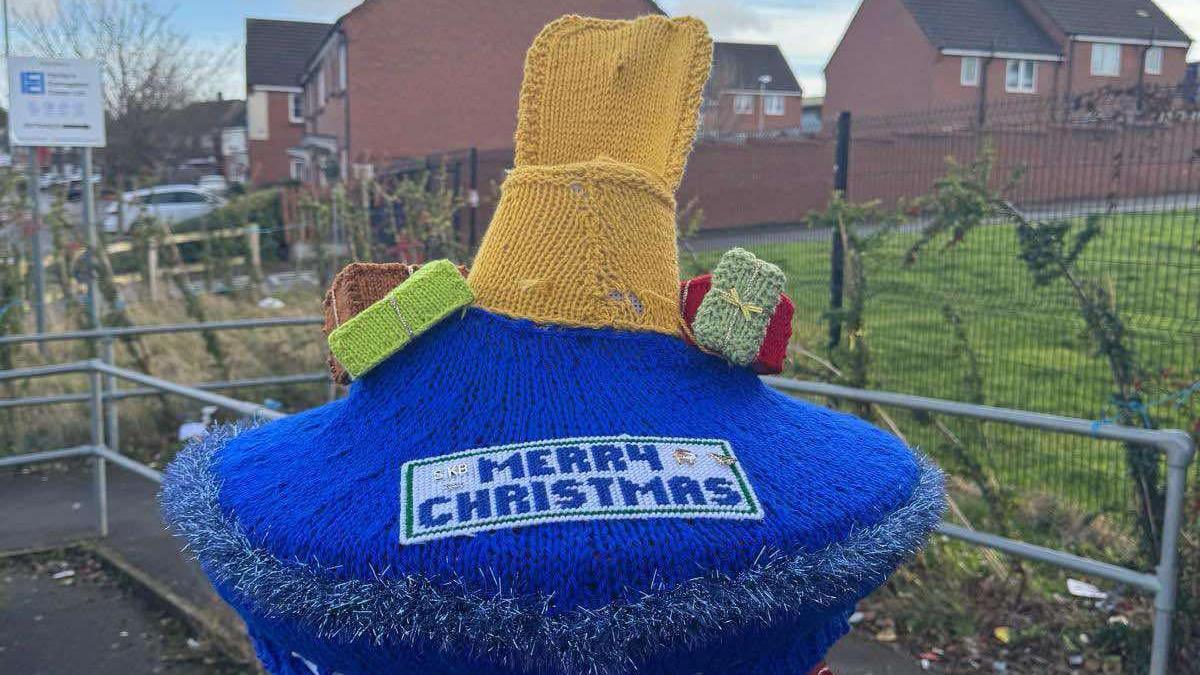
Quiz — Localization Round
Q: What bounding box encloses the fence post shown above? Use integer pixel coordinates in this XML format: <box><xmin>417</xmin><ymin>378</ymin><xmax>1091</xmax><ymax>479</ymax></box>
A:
<box><xmin>102</xmin><ymin>337</ymin><xmax>118</xmax><ymax>454</ymax></box>
<box><xmin>467</xmin><ymin>147</ymin><xmax>479</xmax><ymax>251</ymax></box>
<box><xmin>27</xmin><ymin>148</ymin><xmax>47</xmax><ymax>355</ymax></box>
<box><xmin>146</xmin><ymin>243</ymin><xmax>160</xmax><ymax>301</ymax></box>
<box><xmin>245</xmin><ymin>223</ymin><xmax>263</xmax><ymax>285</ymax></box>
<box><xmin>828</xmin><ymin>111</ymin><xmax>851</xmax><ymax>350</ymax></box>
<box><xmin>88</xmin><ymin>364</ymin><xmax>108</xmax><ymax>537</ymax></box>
<box><xmin>1149</xmin><ymin>432</ymin><xmax>1195</xmax><ymax>675</ymax></box>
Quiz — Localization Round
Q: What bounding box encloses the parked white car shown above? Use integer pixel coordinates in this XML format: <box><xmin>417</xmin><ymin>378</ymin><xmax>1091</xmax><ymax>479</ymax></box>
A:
<box><xmin>196</xmin><ymin>174</ymin><xmax>230</xmax><ymax>195</ymax></box>
<box><xmin>103</xmin><ymin>184</ymin><xmax>225</xmax><ymax>233</ymax></box>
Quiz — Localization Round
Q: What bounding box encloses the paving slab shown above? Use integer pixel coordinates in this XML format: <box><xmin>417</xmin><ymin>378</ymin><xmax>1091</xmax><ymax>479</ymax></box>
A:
<box><xmin>0</xmin><ymin>548</ymin><xmax>239</xmax><ymax>675</ymax></box>
<box><xmin>828</xmin><ymin>633</ymin><xmax>926</xmax><ymax>674</ymax></box>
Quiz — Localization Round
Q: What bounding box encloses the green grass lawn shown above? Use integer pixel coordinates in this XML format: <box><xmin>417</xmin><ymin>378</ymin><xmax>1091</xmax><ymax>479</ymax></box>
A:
<box><xmin>697</xmin><ymin>209</ymin><xmax>1199</xmax><ymax>539</ymax></box>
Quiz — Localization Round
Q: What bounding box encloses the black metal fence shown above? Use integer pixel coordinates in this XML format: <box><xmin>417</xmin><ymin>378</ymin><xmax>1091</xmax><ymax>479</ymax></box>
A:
<box><xmin>691</xmin><ymin>86</ymin><xmax>1200</xmax><ymax>551</ymax></box>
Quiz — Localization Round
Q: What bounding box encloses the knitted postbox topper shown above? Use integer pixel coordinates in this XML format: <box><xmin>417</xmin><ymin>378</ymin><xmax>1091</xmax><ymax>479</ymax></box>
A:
<box><xmin>162</xmin><ymin>15</ymin><xmax>944</xmax><ymax>675</ymax></box>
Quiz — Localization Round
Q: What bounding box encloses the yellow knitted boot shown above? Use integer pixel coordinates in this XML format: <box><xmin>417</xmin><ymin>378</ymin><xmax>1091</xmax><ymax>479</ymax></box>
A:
<box><xmin>468</xmin><ymin>14</ymin><xmax>712</xmax><ymax>336</ymax></box>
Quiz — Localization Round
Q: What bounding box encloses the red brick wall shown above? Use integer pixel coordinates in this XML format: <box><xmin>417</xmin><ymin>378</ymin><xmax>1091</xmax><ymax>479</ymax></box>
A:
<box><xmin>824</xmin><ymin>0</ymin><xmax>939</xmax><ymax>118</ymax></box>
<box><xmin>248</xmin><ymin>91</ymin><xmax>305</xmax><ymax>184</ymax></box>
<box><xmin>1066</xmin><ymin>43</ymin><xmax>1189</xmax><ymax>98</ymax></box>
<box><xmin>333</xmin><ymin>0</ymin><xmax>660</xmax><ymax>165</ymax></box>
<box><xmin>848</xmin><ymin>122</ymin><xmax>1200</xmax><ymax>209</ymax></box>
<box><xmin>461</xmin><ymin>116</ymin><xmax>1198</xmax><ymax>239</ymax></box>
<box><xmin>682</xmin><ymin>119</ymin><xmax>1199</xmax><ymax>232</ymax></box>
<box><xmin>679</xmin><ymin>140</ymin><xmax>832</xmax><ymax>230</ymax></box>
<box><xmin>928</xmin><ymin>55</ymin><xmax>1063</xmax><ymax>109</ymax></box>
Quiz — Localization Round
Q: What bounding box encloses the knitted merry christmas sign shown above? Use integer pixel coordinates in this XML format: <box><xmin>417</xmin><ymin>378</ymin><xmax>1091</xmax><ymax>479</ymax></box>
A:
<box><xmin>161</xmin><ymin>14</ymin><xmax>944</xmax><ymax>675</ymax></box>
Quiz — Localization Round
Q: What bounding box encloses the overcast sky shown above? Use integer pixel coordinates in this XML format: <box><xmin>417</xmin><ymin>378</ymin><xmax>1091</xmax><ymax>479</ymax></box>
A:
<box><xmin>12</xmin><ymin>0</ymin><xmax>1200</xmax><ymax>98</ymax></box>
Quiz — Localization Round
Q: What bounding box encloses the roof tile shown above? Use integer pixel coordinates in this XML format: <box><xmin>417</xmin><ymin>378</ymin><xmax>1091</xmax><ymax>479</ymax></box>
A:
<box><xmin>246</xmin><ymin>18</ymin><xmax>332</xmax><ymax>88</ymax></box>
<box><xmin>1030</xmin><ymin>0</ymin><xmax>1190</xmax><ymax>43</ymax></box>
<box><xmin>707</xmin><ymin>42</ymin><xmax>802</xmax><ymax>95</ymax></box>
<box><xmin>900</xmin><ymin>0</ymin><xmax>1061</xmax><ymax>55</ymax></box>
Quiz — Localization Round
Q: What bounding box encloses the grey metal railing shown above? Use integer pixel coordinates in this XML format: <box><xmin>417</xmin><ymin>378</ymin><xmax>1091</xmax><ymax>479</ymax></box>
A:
<box><xmin>0</xmin><ymin>359</ymin><xmax>286</xmax><ymax>538</ymax></box>
<box><xmin>0</xmin><ymin>340</ymin><xmax>1191</xmax><ymax>674</ymax></box>
<box><xmin>764</xmin><ymin>377</ymin><xmax>1194</xmax><ymax>675</ymax></box>
<box><xmin>0</xmin><ymin>317</ymin><xmax>325</xmax><ymax>450</ymax></box>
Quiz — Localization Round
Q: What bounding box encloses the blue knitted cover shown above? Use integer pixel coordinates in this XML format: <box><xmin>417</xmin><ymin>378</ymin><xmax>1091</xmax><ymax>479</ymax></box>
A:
<box><xmin>161</xmin><ymin>308</ymin><xmax>945</xmax><ymax>674</ymax></box>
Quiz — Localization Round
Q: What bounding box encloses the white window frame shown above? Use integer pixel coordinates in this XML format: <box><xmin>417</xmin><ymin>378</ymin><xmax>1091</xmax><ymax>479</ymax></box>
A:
<box><xmin>763</xmin><ymin>94</ymin><xmax>785</xmax><ymax>116</ymax></box>
<box><xmin>287</xmin><ymin>92</ymin><xmax>303</xmax><ymax>123</ymax></box>
<box><xmin>1090</xmin><ymin>43</ymin><xmax>1121</xmax><ymax>77</ymax></box>
<box><xmin>317</xmin><ymin>68</ymin><xmax>326</xmax><ymax>105</ymax></box>
<box><xmin>1005</xmin><ymin>59</ymin><xmax>1037</xmax><ymax>93</ymax></box>
<box><xmin>290</xmin><ymin>158</ymin><xmax>306</xmax><ymax>181</ymax></box>
<box><xmin>733</xmin><ymin>94</ymin><xmax>754</xmax><ymax>115</ymax></box>
<box><xmin>960</xmin><ymin>56</ymin><xmax>980</xmax><ymax>86</ymax></box>
<box><xmin>1144</xmin><ymin>46</ymin><xmax>1163</xmax><ymax>75</ymax></box>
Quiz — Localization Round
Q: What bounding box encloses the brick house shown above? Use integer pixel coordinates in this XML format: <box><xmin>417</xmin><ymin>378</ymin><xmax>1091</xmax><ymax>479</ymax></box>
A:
<box><xmin>245</xmin><ymin>19</ymin><xmax>332</xmax><ymax>185</ymax></box>
<box><xmin>701</xmin><ymin>42</ymin><xmax>803</xmax><ymax>136</ymax></box>
<box><xmin>824</xmin><ymin>0</ymin><xmax>1192</xmax><ymax>118</ymax></box>
<box><xmin>291</xmin><ymin>0</ymin><xmax>663</xmax><ymax>183</ymax></box>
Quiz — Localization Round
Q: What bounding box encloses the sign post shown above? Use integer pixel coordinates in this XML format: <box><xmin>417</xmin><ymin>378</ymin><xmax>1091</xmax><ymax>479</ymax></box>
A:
<box><xmin>7</xmin><ymin>57</ymin><xmax>110</xmax><ymax>466</ymax></box>
<box><xmin>7</xmin><ymin>56</ymin><xmax>106</xmax><ymax>336</ymax></box>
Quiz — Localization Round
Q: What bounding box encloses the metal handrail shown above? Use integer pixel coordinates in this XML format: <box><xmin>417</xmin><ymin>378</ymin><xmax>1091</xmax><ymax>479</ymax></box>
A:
<box><xmin>766</xmin><ymin>376</ymin><xmax>1192</xmax><ymax>675</ymax></box>
<box><xmin>0</xmin><ymin>316</ymin><xmax>323</xmax><ymax>346</ymax></box>
<box><xmin>0</xmin><ymin>372</ymin><xmax>329</xmax><ymax>410</ymax></box>
<box><xmin>763</xmin><ymin>377</ymin><xmax>1196</xmax><ymax>463</ymax></box>
<box><xmin>0</xmin><ymin>318</ymin><xmax>327</xmax><ymax>454</ymax></box>
<box><xmin>89</xmin><ymin>361</ymin><xmax>286</xmax><ymax>421</ymax></box>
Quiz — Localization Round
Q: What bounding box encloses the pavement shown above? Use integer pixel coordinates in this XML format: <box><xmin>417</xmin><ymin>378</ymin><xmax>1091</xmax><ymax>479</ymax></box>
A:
<box><xmin>0</xmin><ymin>460</ymin><xmax>924</xmax><ymax>674</ymax></box>
<box><xmin>0</xmin><ymin>548</ymin><xmax>238</xmax><ymax>675</ymax></box>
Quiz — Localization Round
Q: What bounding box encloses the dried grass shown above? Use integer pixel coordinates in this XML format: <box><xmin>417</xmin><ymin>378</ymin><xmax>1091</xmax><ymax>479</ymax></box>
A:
<box><xmin>1</xmin><ymin>286</ymin><xmax>329</xmax><ymax>464</ymax></box>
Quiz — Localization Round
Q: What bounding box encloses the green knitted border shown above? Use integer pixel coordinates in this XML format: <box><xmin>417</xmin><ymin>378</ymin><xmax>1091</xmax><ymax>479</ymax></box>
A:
<box><xmin>692</xmin><ymin>248</ymin><xmax>785</xmax><ymax>366</ymax></box>
<box><xmin>327</xmin><ymin>260</ymin><xmax>474</xmax><ymax>379</ymax></box>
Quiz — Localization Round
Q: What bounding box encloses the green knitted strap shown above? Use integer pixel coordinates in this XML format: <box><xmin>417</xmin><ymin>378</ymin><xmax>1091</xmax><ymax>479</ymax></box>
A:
<box><xmin>327</xmin><ymin>259</ymin><xmax>474</xmax><ymax>379</ymax></box>
<box><xmin>692</xmin><ymin>248</ymin><xmax>785</xmax><ymax>366</ymax></box>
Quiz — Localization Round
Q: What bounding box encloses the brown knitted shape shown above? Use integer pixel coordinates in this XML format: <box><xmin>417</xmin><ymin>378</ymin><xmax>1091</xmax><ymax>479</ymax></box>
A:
<box><xmin>322</xmin><ymin>262</ymin><xmax>469</xmax><ymax>385</ymax></box>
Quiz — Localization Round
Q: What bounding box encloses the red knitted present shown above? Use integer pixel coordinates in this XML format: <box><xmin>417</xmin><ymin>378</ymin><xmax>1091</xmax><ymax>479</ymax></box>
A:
<box><xmin>680</xmin><ymin>273</ymin><xmax>794</xmax><ymax>374</ymax></box>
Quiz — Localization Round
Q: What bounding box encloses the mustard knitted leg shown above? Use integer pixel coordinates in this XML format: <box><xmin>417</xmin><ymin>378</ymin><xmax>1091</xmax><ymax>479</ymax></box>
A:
<box><xmin>469</xmin><ymin>15</ymin><xmax>713</xmax><ymax>336</ymax></box>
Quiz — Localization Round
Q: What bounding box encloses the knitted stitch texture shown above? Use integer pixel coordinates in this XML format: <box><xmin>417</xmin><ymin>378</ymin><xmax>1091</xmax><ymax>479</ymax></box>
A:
<box><xmin>692</xmin><ymin>248</ymin><xmax>787</xmax><ymax>366</ymax></box>
<box><xmin>469</xmin><ymin>15</ymin><xmax>712</xmax><ymax>336</ymax></box>
<box><xmin>326</xmin><ymin>260</ymin><xmax>473</xmax><ymax>379</ymax></box>
<box><xmin>323</xmin><ymin>262</ymin><xmax>469</xmax><ymax>384</ymax></box>
<box><xmin>681</xmin><ymin>273</ymin><xmax>794</xmax><ymax>375</ymax></box>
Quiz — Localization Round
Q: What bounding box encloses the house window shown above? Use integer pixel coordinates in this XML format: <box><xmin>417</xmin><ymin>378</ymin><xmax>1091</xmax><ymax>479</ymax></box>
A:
<box><xmin>1005</xmin><ymin>59</ymin><xmax>1037</xmax><ymax>93</ymax></box>
<box><xmin>733</xmin><ymin>94</ymin><xmax>754</xmax><ymax>115</ymax></box>
<box><xmin>317</xmin><ymin>68</ymin><xmax>326</xmax><ymax>104</ymax></box>
<box><xmin>338</xmin><ymin>43</ymin><xmax>348</xmax><ymax>90</ymax></box>
<box><xmin>290</xmin><ymin>158</ymin><xmax>306</xmax><ymax>182</ymax></box>
<box><xmin>1144</xmin><ymin>46</ymin><xmax>1163</xmax><ymax>75</ymax></box>
<box><xmin>763</xmin><ymin>94</ymin><xmax>785</xmax><ymax>116</ymax></box>
<box><xmin>288</xmin><ymin>92</ymin><xmax>303</xmax><ymax>123</ymax></box>
<box><xmin>960</xmin><ymin>56</ymin><xmax>980</xmax><ymax>86</ymax></box>
<box><xmin>1090</xmin><ymin>43</ymin><xmax>1121</xmax><ymax>77</ymax></box>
